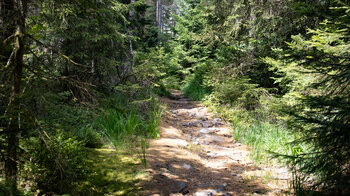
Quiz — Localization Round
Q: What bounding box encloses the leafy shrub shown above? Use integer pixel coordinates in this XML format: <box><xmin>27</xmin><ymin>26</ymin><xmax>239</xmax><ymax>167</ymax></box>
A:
<box><xmin>0</xmin><ymin>181</ymin><xmax>29</xmax><ymax>196</ymax></box>
<box><xmin>182</xmin><ymin>63</ymin><xmax>212</xmax><ymax>100</ymax></box>
<box><xmin>213</xmin><ymin>77</ymin><xmax>268</xmax><ymax>110</ymax></box>
<box><xmin>21</xmin><ymin>131</ymin><xmax>88</xmax><ymax>194</ymax></box>
<box><xmin>75</xmin><ymin>125</ymin><xmax>103</xmax><ymax>148</ymax></box>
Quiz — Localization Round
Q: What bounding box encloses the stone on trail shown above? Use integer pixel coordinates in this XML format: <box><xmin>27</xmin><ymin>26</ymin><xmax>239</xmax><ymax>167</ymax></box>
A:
<box><xmin>201</xmin><ymin>122</ymin><xmax>209</xmax><ymax>128</ymax></box>
<box><xmin>193</xmin><ymin>190</ymin><xmax>213</xmax><ymax>196</ymax></box>
<box><xmin>175</xmin><ymin>181</ymin><xmax>187</xmax><ymax>193</ymax></box>
<box><xmin>209</xmin><ymin>136</ymin><xmax>224</xmax><ymax>144</ymax></box>
<box><xmin>176</xmin><ymin>140</ymin><xmax>189</xmax><ymax>147</ymax></box>
<box><xmin>199</xmin><ymin>128</ymin><xmax>210</xmax><ymax>134</ymax></box>
<box><xmin>183</xmin><ymin>163</ymin><xmax>194</xmax><ymax>172</ymax></box>
<box><xmin>206</xmin><ymin>152</ymin><xmax>217</xmax><ymax>158</ymax></box>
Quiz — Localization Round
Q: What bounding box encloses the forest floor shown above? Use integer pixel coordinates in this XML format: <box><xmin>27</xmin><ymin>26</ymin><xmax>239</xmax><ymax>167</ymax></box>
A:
<box><xmin>140</xmin><ymin>90</ymin><xmax>292</xmax><ymax>196</ymax></box>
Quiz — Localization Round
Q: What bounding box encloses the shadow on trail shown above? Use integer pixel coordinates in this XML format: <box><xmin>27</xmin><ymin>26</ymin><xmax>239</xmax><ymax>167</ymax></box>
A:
<box><xmin>144</xmin><ymin>148</ymin><xmax>269</xmax><ymax>196</ymax></box>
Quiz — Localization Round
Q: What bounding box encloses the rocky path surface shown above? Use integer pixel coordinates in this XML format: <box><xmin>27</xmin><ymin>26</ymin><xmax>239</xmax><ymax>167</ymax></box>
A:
<box><xmin>141</xmin><ymin>90</ymin><xmax>290</xmax><ymax>196</ymax></box>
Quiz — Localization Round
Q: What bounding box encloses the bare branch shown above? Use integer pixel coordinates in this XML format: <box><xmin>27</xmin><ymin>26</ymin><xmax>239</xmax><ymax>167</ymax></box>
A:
<box><xmin>3</xmin><ymin>34</ymin><xmax>16</xmax><ymax>44</ymax></box>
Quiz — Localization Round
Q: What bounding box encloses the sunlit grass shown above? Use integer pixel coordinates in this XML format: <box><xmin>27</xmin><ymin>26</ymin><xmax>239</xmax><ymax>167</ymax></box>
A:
<box><xmin>234</xmin><ymin>122</ymin><xmax>306</xmax><ymax>164</ymax></box>
<box><xmin>182</xmin><ymin>81</ymin><xmax>210</xmax><ymax>101</ymax></box>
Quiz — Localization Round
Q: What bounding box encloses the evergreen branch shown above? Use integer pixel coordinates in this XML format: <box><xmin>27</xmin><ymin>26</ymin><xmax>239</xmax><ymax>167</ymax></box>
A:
<box><xmin>26</xmin><ymin>34</ymin><xmax>89</xmax><ymax>69</ymax></box>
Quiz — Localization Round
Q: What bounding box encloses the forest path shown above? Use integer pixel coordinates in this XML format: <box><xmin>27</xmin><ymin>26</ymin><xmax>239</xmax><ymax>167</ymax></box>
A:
<box><xmin>141</xmin><ymin>90</ymin><xmax>290</xmax><ymax>196</ymax></box>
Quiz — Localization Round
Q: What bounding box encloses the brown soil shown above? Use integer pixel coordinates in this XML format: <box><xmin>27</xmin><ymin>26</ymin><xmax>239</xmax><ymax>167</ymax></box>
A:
<box><xmin>141</xmin><ymin>90</ymin><xmax>291</xmax><ymax>196</ymax></box>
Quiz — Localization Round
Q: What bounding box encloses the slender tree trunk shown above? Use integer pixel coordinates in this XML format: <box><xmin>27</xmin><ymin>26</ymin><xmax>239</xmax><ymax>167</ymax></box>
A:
<box><xmin>4</xmin><ymin>0</ymin><xmax>27</xmax><ymax>194</ymax></box>
<box><xmin>156</xmin><ymin>0</ymin><xmax>162</xmax><ymax>44</ymax></box>
<box><xmin>173</xmin><ymin>1</ymin><xmax>178</xmax><ymax>37</ymax></box>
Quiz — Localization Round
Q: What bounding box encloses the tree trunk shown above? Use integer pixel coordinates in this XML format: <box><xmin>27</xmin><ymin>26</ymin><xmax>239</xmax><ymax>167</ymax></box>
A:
<box><xmin>4</xmin><ymin>0</ymin><xmax>27</xmax><ymax>194</ymax></box>
<box><xmin>156</xmin><ymin>0</ymin><xmax>162</xmax><ymax>44</ymax></box>
<box><xmin>173</xmin><ymin>1</ymin><xmax>178</xmax><ymax>37</ymax></box>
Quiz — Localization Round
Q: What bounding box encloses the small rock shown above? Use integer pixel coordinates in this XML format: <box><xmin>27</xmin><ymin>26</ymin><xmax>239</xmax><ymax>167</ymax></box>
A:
<box><xmin>176</xmin><ymin>140</ymin><xmax>189</xmax><ymax>147</ymax></box>
<box><xmin>213</xmin><ymin>117</ymin><xmax>221</xmax><ymax>122</ymax></box>
<box><xmin>199</xmin><ymin>128</ymin><xmax>210</xmax><ymax>134</ymax></box>
<box><xmin>186</xmin><ymin>120</ymin><xmax>202</xmax><ymax>127</ymax></box>
<box><xmin>193</xmin><ymin>190</ymin><xmax>213</xmax><ymax>196</ymax></box>
<box><xmin>175</xmin><ymin>181</ymin><xmax>187</xmax><ymax>193</ymax></box>
<box><xmin>206</xmin><ymin>153</ymin><xmax>217</xmax><ymax>158</ymax></box>
<box><xmin>201</xmin><ymin>122</ymin><xmax>209</xmax><ymax>128</ymax></box>
<box><xmin>183</xmin><ymin>163</ymin><xmax>193</xmax><ymax>171</ymax></box>
<box><xmin>221</xmin><ymin>193</ymin><xmax>233</xmax><ymax>196</ymax></box>
<box><xmin>182</xmin><ymin>190</ymin><xmax>190</xmax><ymax>195</ymax></box>
<box><xmin>193</xmin><ymin>141</ymin><xmax>199</xmax><ymax>145</ymax></box>
<box><xmin>235</xmin><ymin>143</ymin><xmax>242</xmax><ymax>146</ymax></box>
<box><xmin>214</xmin><ymin>121</ymin><xmax>224</xmax><ymax>126</ymax></box>
<box><xmin>210</xmin><ymin>136</ymin><xmax>224</xmax><ymax>144</ymax></box>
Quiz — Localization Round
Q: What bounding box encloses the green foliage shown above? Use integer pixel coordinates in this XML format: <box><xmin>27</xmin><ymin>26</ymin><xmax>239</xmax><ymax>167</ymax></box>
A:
<box><xmin>212</xmin><ymin>77</ymin><xmax>268</xmax><ymax>110</ymax></box>
<box><xmin>266</xmin><ymin>3</ymin><xmax>350</xmax><ymax>193</ymax></box>
<box><xmin>234</xmin><ymin>122</ymin><xmax>306</xmax><ymax>164</ymax></box>
<box><xmin>98</xmin><ymin>93</ymin><xmax>161</xmax><ymax>148</ymax></box>
<box><xmin>78</xmin><ymin>148</ymin><xmax>147</xmax><ymax>195</ymax></box>
<box><xmin>99</xmin><ymin>109</ymin><xmax>141</xmax><ymax>147</ymax></box>
<box><xmin>0</xmin><ymin>181</ymin><xmax>30</xmax><ymax>196</ymax></box>
<box><xmin>204</xmin><ymin>95</ymin><xmax>305</xmax><ymax>165</ymax></box>
<box><xmin>21</xmin><ymin>131</ymin><xmax>88</xmax><ymax>195</ymax></box>
<box><xmin>182</xmin><ymin>63</ymin><xmax>212</xmax><ymax>100</ymax></box>
<box><xmin>75</xmin><ymin>125</ymin><xmax>103</xmax><ymax>148</ymax></box>
<box><xmin>135</xmin><ymin>47</ymin><xmax>181</xmax><ymax>94</ymax></box>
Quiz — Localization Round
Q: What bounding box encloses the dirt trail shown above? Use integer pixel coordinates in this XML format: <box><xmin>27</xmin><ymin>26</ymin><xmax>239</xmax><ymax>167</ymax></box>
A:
<box><xmin>141</xmin><ymin>90</ymin><xmax>290</xmax><ymax>196</ymax></box>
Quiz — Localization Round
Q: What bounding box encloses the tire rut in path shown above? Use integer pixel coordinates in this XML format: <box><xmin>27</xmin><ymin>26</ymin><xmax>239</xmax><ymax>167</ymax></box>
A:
<box><xmin>141</xmin><ymin>90</ymin><xmax>290</xmax><ymax>196</ymax></box>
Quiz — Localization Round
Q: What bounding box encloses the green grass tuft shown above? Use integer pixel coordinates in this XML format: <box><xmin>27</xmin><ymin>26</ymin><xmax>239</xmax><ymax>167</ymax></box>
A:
<box><xmin>182</xmin><ymin>82</ymin><xmax>210</xmax><ymax>101</ymax></box>
<box><xmin>234</xmin><ymin>122</ymin><xmax>306</xmax><ymax>164</ymax></box>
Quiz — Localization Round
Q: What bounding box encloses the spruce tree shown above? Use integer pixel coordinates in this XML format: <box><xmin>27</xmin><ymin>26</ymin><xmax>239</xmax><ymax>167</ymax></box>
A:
<box><xmin>270</xmin><ymin>1</ymin><xmax>350</xmax><ymax>193</ymax></box>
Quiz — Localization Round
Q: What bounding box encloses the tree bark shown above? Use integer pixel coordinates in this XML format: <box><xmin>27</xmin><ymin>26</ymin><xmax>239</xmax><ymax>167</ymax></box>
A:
<box><xmin>156</xmin><ymin>0</ymin><xmax>162</xmax><ymax>44</ymax></box>
<box><xmin>4</xmin><ymin>0</ymin><xmax>27</xmax><ymax>194</ymax></box>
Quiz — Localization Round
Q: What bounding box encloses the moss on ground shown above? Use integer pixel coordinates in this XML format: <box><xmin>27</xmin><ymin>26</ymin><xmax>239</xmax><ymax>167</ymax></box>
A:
<box><xmin>78</xmin><ymin>148</ymin><xmax>147</xmax><ymax>196</ymax></box>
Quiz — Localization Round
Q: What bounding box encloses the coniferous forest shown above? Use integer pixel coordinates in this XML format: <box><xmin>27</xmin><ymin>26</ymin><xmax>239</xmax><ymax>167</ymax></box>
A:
<box><xmin>0</xmin><ymin>0</ymin><xmax>349</xmax><ymax>195</ymax></box>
